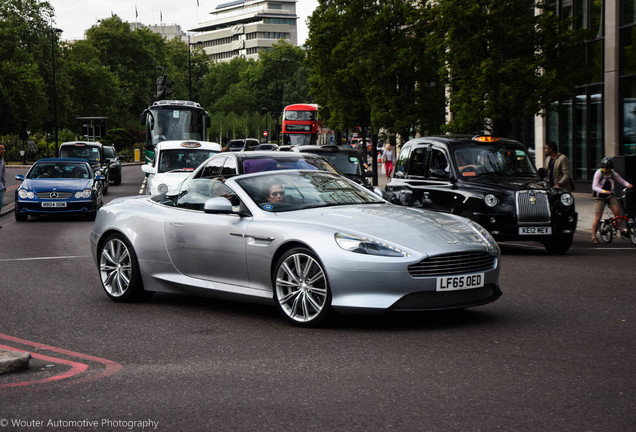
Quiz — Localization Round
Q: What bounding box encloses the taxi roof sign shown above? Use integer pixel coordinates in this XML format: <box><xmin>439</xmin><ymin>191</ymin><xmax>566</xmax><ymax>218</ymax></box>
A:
<box><xmin>472</xmin><ymin>135</ymin><xmax>500</xmax><ymax>143</ymax></box>
<box><xmin>180</xmin><ymin>141</ymin><xmax>202</xmax><ymax>148</ymax></box>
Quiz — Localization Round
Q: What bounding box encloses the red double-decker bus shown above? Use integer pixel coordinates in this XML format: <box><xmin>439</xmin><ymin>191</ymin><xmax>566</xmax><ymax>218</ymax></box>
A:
<box><xmin>281</xmin><ymin>103</ymin><xmax>319</xmax><ymax>146</ymax></box>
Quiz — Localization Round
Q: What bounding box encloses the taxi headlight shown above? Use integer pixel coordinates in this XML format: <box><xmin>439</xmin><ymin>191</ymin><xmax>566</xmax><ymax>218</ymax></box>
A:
<box><xmin>335</xmin><ymin>233</ymin><xmax>409</xmax><ymax>257</ymax></box>
<box><xmin>560</xmin><ymin>193</ymin><xmax>574</xmax><ymax>207</ymax></box>
<box><xmin>157</xmin><ymin>183</ymin><xmax>169</xmax><ymax>194</ymax></box>
<box><xmin>18</xmin><ymin>189</ymin><xmax>35</xmax><ymax>199</ymax></box>
<box><xmin>469</xmin><ymin>221</ymin><xmax>500</xmax><ymax>255</ymax></box>
<box><xmin>484</xmin><ymin>194</ymin><xmax>498</xmax><ymax>208</ymax></box>
<box><xmin>75</xmin><ymin>189</ymin><xmax>92</xmax><ymax>199</ymax></box>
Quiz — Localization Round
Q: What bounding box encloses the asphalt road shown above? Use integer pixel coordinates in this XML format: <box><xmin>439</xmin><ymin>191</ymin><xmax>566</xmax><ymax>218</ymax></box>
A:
<box><xmin>0</xmin><ymin>164</ymin><xmax>634</xmax><ymax>432</ymax></box>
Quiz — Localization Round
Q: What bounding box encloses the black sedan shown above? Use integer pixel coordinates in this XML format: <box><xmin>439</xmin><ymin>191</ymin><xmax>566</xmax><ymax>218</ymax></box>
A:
<box><xmin>384</xmin><ymin>135</ymin><xmax>578</xmax><ymax>254</ymax></box>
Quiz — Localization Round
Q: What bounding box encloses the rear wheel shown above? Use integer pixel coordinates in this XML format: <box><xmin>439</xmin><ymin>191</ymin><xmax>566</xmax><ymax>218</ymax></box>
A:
<box><xmin>98</xmin><ymin>233</ymin><xmax>152</xmax><ymax>302</ymax></box>
<box><xmin>599</xmin><ymin>220</ymin><xmax>613</xmax><ymax>243</ymax></box>
<box><xmin>273</xmin><ymin>248</ymin><xmax>331</xmax><ymax>327</ymax></box>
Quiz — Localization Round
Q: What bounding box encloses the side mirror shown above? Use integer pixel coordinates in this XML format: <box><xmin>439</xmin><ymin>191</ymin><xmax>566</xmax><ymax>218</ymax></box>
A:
<box><xmin>141</xmin><ymin>164</ymin><xmax>157</xmax><ymax>174</ymax></box>
<box><xmin>204</xmin><ymin>197</ymin><xmax>233</xmax><ymax>213</ymax></box>
<box><xmin>15</xmin><ymin>174</ymin><xmax>24</xmax><ymax>181</ymax></box>
<box><xmin>537</xmin><ymin>167</ymin><xmax>546</xmax><ymax>178</ymax></box>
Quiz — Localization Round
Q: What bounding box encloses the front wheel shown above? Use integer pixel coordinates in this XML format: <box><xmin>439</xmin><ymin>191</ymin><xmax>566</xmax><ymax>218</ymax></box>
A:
<box><xmin>98</xmin><ymin>233</ymin><xmax>152</xmax><ymax>302</ymax></box>
<box><xmin>273</xmin><ymin>248</ymin><xmax>331</xmax><ymax>327</ymax></box>
<box><xmin>629</xmin><ymin>220</ymin><xmax>636</xmax><ymax>246</ymax></box>
<box><xmin>543</xmin><ymin>234</ymin><xmax>573</xmax><ymax>254</ymax></box>
<box><xmin>599</xmin><ymin>221</ymin><xmax>613</xmax><ymax>243</ymax></box>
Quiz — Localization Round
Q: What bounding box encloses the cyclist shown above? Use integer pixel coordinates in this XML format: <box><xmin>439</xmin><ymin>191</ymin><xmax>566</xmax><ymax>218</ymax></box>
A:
<box><xmin>591</xmin><ymin>157</ymin><xmax>633</xmax><ymax>244</ymax></box>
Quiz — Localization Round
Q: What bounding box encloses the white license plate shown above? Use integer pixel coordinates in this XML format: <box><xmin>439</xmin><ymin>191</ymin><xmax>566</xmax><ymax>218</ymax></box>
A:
<box><xmin>519</xmin><ymin>226</ymin><xmax>551</xmax><ymax>235</ymax></box>
<box><xmin>436</xmin><ymin>273</ymin><xmax>484</xmax><ymax>291</ymax></box>
<box><xmin>42</xmin><ymin>202</ymin><xmax>67</xmax><ymax>208</ymax></box>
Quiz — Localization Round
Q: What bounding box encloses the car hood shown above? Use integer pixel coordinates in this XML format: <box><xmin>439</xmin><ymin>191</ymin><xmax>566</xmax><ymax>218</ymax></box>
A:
<box><xmin>151</xmin><ymin>172</ymin><xmax>193</xmax><ymax>191</ymax></box>
<box><xmin>463</xmin><ymin>176</ymin><xmax>551</xmax><ymax>192</ymax></box>
<box><xmin>276</xmin><ymin>204</ymin><xmax>493</xmax><ymax>254</ymax></box>
<box><xmin>20</xmin><ymin>178</ymin><xmax>93</xmax><ymax>191</ymax></box>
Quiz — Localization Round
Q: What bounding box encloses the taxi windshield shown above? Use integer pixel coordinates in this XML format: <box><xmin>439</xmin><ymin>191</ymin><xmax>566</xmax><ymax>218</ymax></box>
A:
<box><xmin>454</xmin><ymin>146</ymin><xmax>536</xmax><ymax>177</ymax></box>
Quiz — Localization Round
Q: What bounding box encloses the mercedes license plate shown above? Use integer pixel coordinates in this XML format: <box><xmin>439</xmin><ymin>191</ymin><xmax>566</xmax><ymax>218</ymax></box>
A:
<box><xmin>519</xmin><ymin>226</ymin><xmax>551</xmax><ymax>235</ymax></box>
<box><xmin>436</xmin><ymin>273</ymin><xmax>484</xmax><ymax>291</ymax></box>
<box><xmin>42</xmin><ymin>202</ymin><xmax>67</xmax><ymax>208</ymax></box>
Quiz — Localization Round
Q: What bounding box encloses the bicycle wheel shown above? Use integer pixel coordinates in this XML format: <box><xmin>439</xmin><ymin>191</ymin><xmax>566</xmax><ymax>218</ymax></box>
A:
<box><xmin>629</xmin><ymin>220</ymin><xmax>636</xmax><ymax>246</ymax></box>
<box><xmin>599</xmin><ymin>220</ymin><xmax>613</xmax><ymax>243</ymax></box>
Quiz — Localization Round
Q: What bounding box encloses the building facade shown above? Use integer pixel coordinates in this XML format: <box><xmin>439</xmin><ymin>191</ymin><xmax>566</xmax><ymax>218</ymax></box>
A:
<box><xmin>534</xmin><ymin>0</ymin><xmax>636</xmax><ymax>181</ymax></box>
<box><xmin>189</xmin><ymin>0</ymin><xmax>298</xmax><ymax>62</ymax></box>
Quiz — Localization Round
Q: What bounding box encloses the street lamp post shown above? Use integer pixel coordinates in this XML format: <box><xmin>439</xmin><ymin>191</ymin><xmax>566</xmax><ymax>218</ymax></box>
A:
<box><xmin>51</xmin><ymin>27</ymin><xmax>63</xmax><ymax>149</ymax></box>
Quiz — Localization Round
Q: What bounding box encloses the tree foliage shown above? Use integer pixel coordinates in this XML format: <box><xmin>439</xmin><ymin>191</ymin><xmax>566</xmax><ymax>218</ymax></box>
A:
<box><xmin>426</xmin><ymin>0</ymin><xmax>589</xmax><ymax>135</ymax></box>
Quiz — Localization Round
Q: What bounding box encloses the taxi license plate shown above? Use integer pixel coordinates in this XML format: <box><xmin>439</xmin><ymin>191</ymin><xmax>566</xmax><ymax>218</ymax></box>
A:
<box><xmin>42</xmin><ymin>202</ymin><xmax>67</xmax><ymax>208</ymax></box>
<box><xmin>436</xmin><ymin>273</ymin><xmax>484</xmax><ymax>291</ymax></box>
<box><xmin>519</xmin><ymin>226</ymin><xmax>551</xmax><ymax>235</ymax></box>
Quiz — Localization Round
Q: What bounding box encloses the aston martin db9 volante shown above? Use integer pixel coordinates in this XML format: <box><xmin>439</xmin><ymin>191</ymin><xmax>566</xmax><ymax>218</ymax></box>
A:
<box><xmin>91</xmin><ymin>170</ymin><xmax>502</xmax><ymax>326</ymax></box>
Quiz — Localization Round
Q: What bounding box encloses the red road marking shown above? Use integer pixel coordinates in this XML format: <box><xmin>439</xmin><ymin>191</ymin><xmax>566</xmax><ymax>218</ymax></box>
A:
<box><xmin>0</xmin><ymin>333</ymin><xmax>121</xmax><ymax>389</ymax></box>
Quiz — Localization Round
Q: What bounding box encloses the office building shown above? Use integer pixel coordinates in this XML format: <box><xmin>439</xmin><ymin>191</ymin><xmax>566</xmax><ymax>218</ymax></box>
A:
<box><xmin>189</xmin><ymin>0</ymin><xmax>298</xmax><ymax>62</ymax></box>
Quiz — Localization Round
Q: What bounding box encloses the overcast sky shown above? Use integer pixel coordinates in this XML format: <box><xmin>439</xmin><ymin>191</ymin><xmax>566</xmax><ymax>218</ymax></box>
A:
<box><xmin>47</xmin><ymin>0</ymin><xmax>319</xmax><ymax>44</ymax></box>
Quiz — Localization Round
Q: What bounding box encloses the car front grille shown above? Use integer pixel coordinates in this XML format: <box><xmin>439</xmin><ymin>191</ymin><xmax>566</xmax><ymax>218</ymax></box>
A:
<box><xmin>36</xmin><ymin>191</ymin><xmax>73</xmax><ymax>199</ymax></box>
<box><xmin>516</xmin><ymin>190</ymin><xmax>550</xmax><ymax>223</ymax></box>
<box><xmin>408</xmin><ymin>251</ymin><xmax>496</xmax><ymax>278</ymax></box>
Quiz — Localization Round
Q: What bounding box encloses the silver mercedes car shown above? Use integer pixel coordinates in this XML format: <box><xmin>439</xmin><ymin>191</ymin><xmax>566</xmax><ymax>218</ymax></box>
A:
<box><xmin>90</xmin><ymin>170</ymin><xmax>502</xmax><ymax>326</ymax></box>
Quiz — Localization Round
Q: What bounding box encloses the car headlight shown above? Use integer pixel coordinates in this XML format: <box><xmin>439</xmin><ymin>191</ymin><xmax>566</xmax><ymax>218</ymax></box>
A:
<box><xmin>74</xmin><ymin>189</ymin><xmax>92</xmax><ymax>199</ymax></box>
<box><xmin>18</xmin><ymin>189</ymin><xmax>35</xmax><ymax>199</ymax></box>
<box><xmin>469</xmin><ymin>221</ymin><xmax>500</xmax><ymax>255</ymax></box>
<box><xmin>335</xmin><ymin>233</ymin><xmax>409</xmax><ymax>257</ymax></box>
<box><xmin>484</xmin><ymin>193</ymin><xmax>498</xmax><ymax>208</ymax></box>
<box><xmin>560</xmin><ymin>193</ymin><xmax>574</xmax><ymax>207</ymax></box>
<box><xmin>157</xmin><ymin>183</ymin><xmax>169</xmax><ymax>194</ymax></box>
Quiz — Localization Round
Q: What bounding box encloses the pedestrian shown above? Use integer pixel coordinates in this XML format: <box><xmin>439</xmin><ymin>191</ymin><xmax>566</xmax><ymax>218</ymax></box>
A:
<box><xmin>381</xmin><ymin>143</ymin><xmax>394</xmax><ymax>180</ymax></box>
<box><xmin>544</xmin><ymin>141</ymin><xmax>574</xmax><ymax>191</ymax></box>
<box><xmin>0</xmin><ymin>144</ymin><xmax>6</xmax><ymax>229</ymax></box>
<box><xmin>590</xmin><ymin>157</ymin><xmax>633</xmax><ymax>244</ymax></box>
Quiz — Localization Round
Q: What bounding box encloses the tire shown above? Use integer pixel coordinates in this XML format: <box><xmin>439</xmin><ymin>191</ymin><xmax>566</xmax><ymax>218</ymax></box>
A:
<box><xmin>630</xmin><ymin>220</ymin><xmax>636</xmax><ymax>246</ymax></box>
<box><xmin>543</xmin><ymin>234</ymin><xmax>573</xmax><ymax>254</ymax></box>
<box><xmin>98</xmin><ymin>233</ymin><xmax>152</xmax><ymax>302</ymax></box>
<box><xmin>599</xmin><ymin>221</ymin><xmax>613</xmax><ymax>243</ymax></box>
<box><xmin>273</xmin><ymin>248</ymin><xmax>331</xmax><ymax>327</ymax></box>
<box><xmin>14</xmin><ymin>209</ymin><xmax>28</xmax><ymax>222</ymax></box>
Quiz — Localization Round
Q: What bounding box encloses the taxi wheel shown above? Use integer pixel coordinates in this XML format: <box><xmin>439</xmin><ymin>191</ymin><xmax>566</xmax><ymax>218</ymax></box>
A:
<box><xmin>543</xmin><ymin>234</ymin><xmax>573</xmax><ymax>255</ymax></box>
<box><xmin>98</xmin><ymin>234</ymin><xmax>153</xmax><ymax>302</ymax></box>
<box><xmin>273</xmin><ymin>248</ymin><xmax>332</xmax><ymax>327</ymax></box>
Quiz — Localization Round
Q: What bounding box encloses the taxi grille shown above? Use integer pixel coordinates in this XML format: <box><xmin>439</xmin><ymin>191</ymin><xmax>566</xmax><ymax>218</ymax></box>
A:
<box><xmin>408</xmin><ymin>251</ymin><xmax>496</xmax><ymax>278</ymax></box>
<box><xmin>516</xmin><ymin>190</ymin><xmax>550</xmax><ymax>223</ymax></box>
<box><xmin>36</xmin><ymin>191</ymin><xmax>73</xmax><ymax>199</ymax></box>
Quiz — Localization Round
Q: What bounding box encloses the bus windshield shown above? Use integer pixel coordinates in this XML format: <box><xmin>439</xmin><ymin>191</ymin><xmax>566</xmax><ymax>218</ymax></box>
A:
<box><xmin>150</xmin><ymin>108</ymin><xmax>204</xmax><ymax>144</ymax></box>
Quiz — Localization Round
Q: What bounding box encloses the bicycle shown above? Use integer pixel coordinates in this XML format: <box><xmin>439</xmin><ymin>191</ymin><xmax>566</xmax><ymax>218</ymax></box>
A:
<box><xmin>597</xmin><ymin>188</ymin><xmax>636</xmax><ymax>246</ymax></box>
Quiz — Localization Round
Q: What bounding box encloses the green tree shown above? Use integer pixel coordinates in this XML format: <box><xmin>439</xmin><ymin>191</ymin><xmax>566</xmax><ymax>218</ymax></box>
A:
<box><xmin>0</xmin><ymin>0</ymin><xmax>55</xmax><ymax>135</ymax></box>
<box><xmin>426</xmin><ymin>0</ymin><xmax>588</xmax><ymax>135</ymax></box>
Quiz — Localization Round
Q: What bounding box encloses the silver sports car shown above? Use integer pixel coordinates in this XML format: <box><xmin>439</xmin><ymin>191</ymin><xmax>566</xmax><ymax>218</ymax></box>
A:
<box><xmin>91</xmin><ymin>170</ymin><xmax>502</xmax><ymax>326</ymax></box>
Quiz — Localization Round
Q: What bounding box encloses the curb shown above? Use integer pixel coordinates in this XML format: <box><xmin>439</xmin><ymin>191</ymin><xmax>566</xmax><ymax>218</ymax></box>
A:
<box><xmin>0</xmin><ymin>348</ymin><xmax>31</xmax><ymax>375</ymax></box>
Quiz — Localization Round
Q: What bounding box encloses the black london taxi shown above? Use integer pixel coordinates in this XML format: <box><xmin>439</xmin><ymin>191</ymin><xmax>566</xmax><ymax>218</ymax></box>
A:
<box><xmin>384</xmin><ymin>135</ymin><xmax>578</xmax><ymax>254</ymax></box>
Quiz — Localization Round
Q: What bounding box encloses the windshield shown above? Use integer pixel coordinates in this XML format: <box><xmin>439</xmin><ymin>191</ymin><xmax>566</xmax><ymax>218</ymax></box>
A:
<box><xmin>283</xmin><ymin>134</ymin><xmax>315</xmax><ymax>146</ymax></box>
<box><xmin>59</xmin><ymin>145</ymin><xmax>101</xmax><ymax>164</ymax></box>
<box><xmin>158</xmin><ymin>149</ymin><xmax>219</xmax><ymax>173</ymax></box>
<box><xmin>28</xmin><ymin>162</ymin><xmax>89</xmax><ymax>179</ymax></box>
<box><xmin>454</xmin><ymin>145</ymin><xmax>536</xmax><ymax>177</ymax></box>
<box><xmin>103</xmin><ymin>147</ymin><xmax>116</xmax><ymax>158</ymax></box>
<box><xmin>236</xmin><ymin>171</ymin><xmax>382</xmax><ymax>212</ymax></box>
<box><xmin>309</xmin><ymin>152</ymin><xmax>363</xmax><ymax>176</ymax></box>
<box><xmin>241</xmin><ymin>156</ymin><xmax>339</xmax><ymax>174</ymax></box>
<box><xmin>151</xmin><ymin>108</ymin><xmax>203</xmax><ymax>144</ymax></box>
<box><xmin>283</xmin><ymin>110</ymin><xmax>316</xmax><ymax>121</ymax></box>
